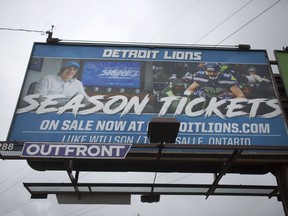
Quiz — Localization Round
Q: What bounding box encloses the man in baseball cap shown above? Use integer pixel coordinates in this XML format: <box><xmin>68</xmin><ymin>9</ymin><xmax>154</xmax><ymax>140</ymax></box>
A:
<box><xmin>59</xmin><ymin>61</ymin><xmax>80</xmax><ymax>81</ymax></box>
<box><xmin>33</xmin><ymin>60</ymin><xmax>89</xmax><ymax>103</ymax></box>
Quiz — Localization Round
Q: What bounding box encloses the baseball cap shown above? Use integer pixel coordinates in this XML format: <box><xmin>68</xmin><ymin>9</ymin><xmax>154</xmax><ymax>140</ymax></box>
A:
<box><xmin>62</xmin><ymin>61</ymin><xmax>80</xmax><ymax>69</ymax></box>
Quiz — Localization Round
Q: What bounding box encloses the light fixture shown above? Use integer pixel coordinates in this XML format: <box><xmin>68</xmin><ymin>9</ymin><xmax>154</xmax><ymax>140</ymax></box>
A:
<box><xmin>148</xmin><ymin>117</ymin><xmax>180</xmax><ymax>144</ymax></box>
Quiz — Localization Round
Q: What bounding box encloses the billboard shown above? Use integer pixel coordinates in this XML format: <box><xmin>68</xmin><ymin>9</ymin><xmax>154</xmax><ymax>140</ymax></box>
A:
<box><xmin>275</xmin><ymin>50</ymin><xmax>288</xmax><ymax>97</ymax></box>
<box><xmin>7</xmin><ymin>43</ymin><xmax>288</xmax><ymax>147</ymax></box>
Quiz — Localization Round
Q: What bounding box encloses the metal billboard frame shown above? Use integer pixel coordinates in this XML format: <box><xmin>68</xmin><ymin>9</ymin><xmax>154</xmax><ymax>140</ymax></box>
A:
<box><xmin>2</xmin><ymin>41</ymin><xmax>288</xmax><ymax>214</ymax></box>
<box><xmin>7</xmin><ymin>42</ymin><xmax>288</xmax><ymax>149</ymax></box>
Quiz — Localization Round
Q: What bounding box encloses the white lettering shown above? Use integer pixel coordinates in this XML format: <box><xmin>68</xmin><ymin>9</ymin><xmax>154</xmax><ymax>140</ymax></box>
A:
<box><xmin>17</xmin><ymin>94</ymin><xmax>281</xmax><ymax>118</ymax></box>
<box><xmin>102</xmin><ymin>49</ymin><xmax>160</xmax><ymax>59</ymax></box>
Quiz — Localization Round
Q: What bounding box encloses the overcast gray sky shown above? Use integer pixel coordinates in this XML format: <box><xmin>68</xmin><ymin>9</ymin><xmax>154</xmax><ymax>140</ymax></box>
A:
<box><xmin>0</xmin><ymin>0</ymin><xmax>288</xmax><ymax>215</ymax></box>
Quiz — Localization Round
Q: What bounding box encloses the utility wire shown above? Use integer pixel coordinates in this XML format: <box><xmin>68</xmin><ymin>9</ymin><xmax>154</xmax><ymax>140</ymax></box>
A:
<box><xmin>64</xmin><ymin>202</ymin><xmax>103</xmax><ymax>216</ymax></box>
<box><xmin>217</xmin><ymin>0</ymin><xmax>281</xmax><ymax>45</ymax></box>
<box><xmin>0</xmin><ymin>199</ymin><xmax>33</xmax><ymax>216</ymax></box>
<box><xmin>0</xmin><ymin>164</ymin><xmax>27</xmax><ymax>186</ymax></box>
<box><xmin>167</xmin><ymin>173</ymin><xmax>195</xmax><ymax>184</ymax></box>
<box><xmin>0</xmin><ymin>171</ymin><xmax>33</xmax><ymax>194</ymax></box>
<box><xmin>194</xmin><ymin>0</ymin><xmax>254</xmax><ymax>44</ymax></box>
<box><xmin>73</xmin><ymin>205</ymin><xmax>108</xmax><ymax>216</ymax></box>
<box><xmin>0</xmin><ymin>170</ymin><xmax>93</xmax><ymax>216</ymax></box>
<box><xmin>1</xmin><ymin>2</ymin><xmax>281</xmax><ymax>214</ymax></box>
<box><xmin>0</xmin><ymin>170</ymin><xmax>34</xmax><ymax>216</ymax></box>
<box><xmin>0</xmin><ymin>27</ymin><xmax>46</xmax><ymax>35</ymax></box>
<box><xmin>149</xmin><ymin>0</ymin><xmax>202</xmax><ymax>42</ymax></box>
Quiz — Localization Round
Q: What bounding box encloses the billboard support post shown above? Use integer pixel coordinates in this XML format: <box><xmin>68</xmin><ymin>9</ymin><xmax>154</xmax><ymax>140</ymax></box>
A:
<box><xmin>64</xmin><ymin>160</ymin><xmax>81</xmax><ymax>199</ymax></box>
<box><xmin>205</xmin><ymin>149</ymin><xmax>242</xmax><ymax>199</ymax></box>
<box><xmin>273</xmin><ymin>164</ymin><xmax>288</xmax><ymax>216</ymax></box>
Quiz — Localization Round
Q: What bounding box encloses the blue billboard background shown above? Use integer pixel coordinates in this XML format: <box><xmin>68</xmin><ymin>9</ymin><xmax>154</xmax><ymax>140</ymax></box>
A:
<box><xmin>8</xmin><ymin>43</ymin><xmax>288</xmax><ymax>147</ymax></box>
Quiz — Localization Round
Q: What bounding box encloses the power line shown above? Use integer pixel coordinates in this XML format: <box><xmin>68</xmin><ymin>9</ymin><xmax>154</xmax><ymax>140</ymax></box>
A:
<box><xmin>0</xmin><ymin>170</ymin><xmax>35</xmax><ymax>214</ymax></box>
<box><xmin>217</xmin><ymin>0</ymin><xmax>281</xmax><ymax>45</ymax></box>
<box><xmin>0</xmin><ymin>27</ymin><xmax>45</xmax><ymax>34</ymax></box>
<box><xmin>0</xmin><ymin>171</ymin><xmax>33</xmax><ymax>195</ymax></box>
<box><xmin>0</xmin><ymin>199</ymin><xmax>33</xmax><ymax>216</ymax></box>
<box><xmin>149</xmin><ymin>0</ymin><xmax>202</xmax><ymax>42</ymax></box>
<box><xmin>193</xmin><ymin>0</ymin><xmax>254</xmax><ymax>44</ymax></box>
<box><xmin>0</xmin><ymin>164</ymin><xmax>27</xmax><ymax>186</ymax></box>
<box><xmin>0</xmin><ymin>169</ymin><xmax>75</xmax><ymax>216</ymax></box>
<box><xmin>167</xmin><ymin>173</ymin><xmax>195</xmax><ymax>184</ymax></box>
<box><xmin>72</xmin><ymin>205</ymin><xmax>108</xmax><ymax>216</ymax></box>
<box><xmin>0</xmin><ymin>170</ymin><xmax>96</xmax><ymax>216</ymax></box>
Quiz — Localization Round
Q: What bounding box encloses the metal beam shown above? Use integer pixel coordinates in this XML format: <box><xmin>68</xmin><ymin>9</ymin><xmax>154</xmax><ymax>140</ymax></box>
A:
<box><xmin>64</xmin><ymin>160</ymin><xmax>81</xmax><ymax>199</ymax></box>
<box><xmin>206</xmin><ymin>149</ymin><xmax>242</xmax><ymax>199</ymax></box>
<box><xmin>23</xmin><ymin>182</ymin><xmax>279</xmax><ymax>198</ymax></box>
